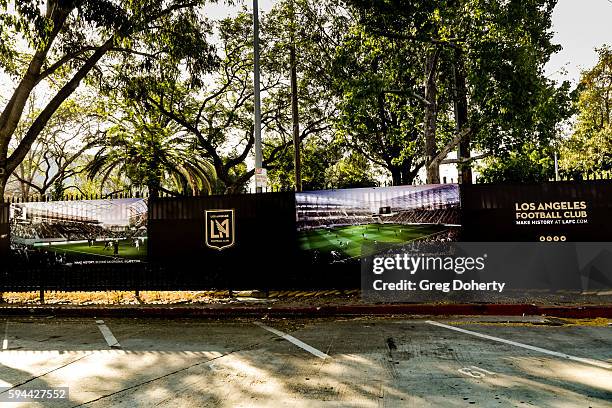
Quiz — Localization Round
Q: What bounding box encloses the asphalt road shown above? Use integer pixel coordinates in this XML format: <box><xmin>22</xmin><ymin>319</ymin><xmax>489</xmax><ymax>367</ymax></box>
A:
<box><xmin>0</xmin><ymin>316</ymin><xmax>610</xmax><ymax>407</ymax></box>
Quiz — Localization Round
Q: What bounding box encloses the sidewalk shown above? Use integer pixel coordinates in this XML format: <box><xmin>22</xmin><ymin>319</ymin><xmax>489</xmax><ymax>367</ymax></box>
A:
<box><xmin>0</xmin><ymin>290</ymin><xmax>610</xmax><ymax>318</ymax></box>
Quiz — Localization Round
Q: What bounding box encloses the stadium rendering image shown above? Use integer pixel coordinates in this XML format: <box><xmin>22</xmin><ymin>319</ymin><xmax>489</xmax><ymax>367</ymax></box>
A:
<box><xmin>296</xmin><ymin>184</ymin><xmax>460</xmax><ymax>260</ymax></box>
<box><xmin>10</xmin><ymin>198</ymin><xmax>148</xmax><ymax>264</ymax></box>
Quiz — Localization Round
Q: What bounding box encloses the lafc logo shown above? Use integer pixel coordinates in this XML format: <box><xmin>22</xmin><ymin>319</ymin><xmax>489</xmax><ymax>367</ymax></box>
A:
<box><xmin>205</xmin><ymin>209</ymin><xmax>235</xmax><ymax>250</ymax></box>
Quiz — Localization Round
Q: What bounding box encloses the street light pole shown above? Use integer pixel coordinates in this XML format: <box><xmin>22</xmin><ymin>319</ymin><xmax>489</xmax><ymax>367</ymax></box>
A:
<box><xmin>253</xmin><ymin>0</ymin><xmax>263</xmax><ymax>193</ymax></box>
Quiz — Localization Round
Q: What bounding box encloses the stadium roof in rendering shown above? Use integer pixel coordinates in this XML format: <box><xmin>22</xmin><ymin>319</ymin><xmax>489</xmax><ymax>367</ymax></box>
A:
<box><xmin>12</xmin><ymin>198</ymin><xmax>147</xmax><ymax>227</ymax></box>
<box><xmin>296</xmin><ymin>184</ymin><xmax>459</xmax><ymax>213</ymax></box>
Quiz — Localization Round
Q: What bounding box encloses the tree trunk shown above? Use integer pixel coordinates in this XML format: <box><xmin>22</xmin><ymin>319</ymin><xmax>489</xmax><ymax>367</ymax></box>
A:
<box><xmin>0</xmin><ymin>174</ymin><xmax>6</xmax><ymax>201</ymax></box>
<box><xmin>21</xmin><ymin>180</ymin><xmax>30</xmax><ymax>197</ymax></box>
<box><xmin>424</xmin><ymin>49</ymin><xmax>440</xmax><ymax>184</ymax></box>
<box><xmin>400</xmin><ymin>166</ymin><xmax>417</xmax><ymax>186</ymax></box>
<box><xmin>147</xmin><ymin>179</ymin><xmax>160</xmax><ymax>200</ymax></box>
<box><xmin>390</xmin><ymin>167</ymin><xmax>402</xmax><ymax>186</ymax></box>
<box><xmin>453</xmin><ymin>47</ymin><xmax>472</xmax><ymax>184</ymax></box>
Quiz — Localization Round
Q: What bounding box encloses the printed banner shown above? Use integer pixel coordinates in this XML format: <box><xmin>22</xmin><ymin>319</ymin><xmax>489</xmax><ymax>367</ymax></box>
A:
<box><xmin>296</xmin><ymin>185</ymin><xmax>461</xmax><ymax>268</ymax></box>
<box><xmin>9</xmin><ymin>198</ymin><xmax>147</xmax><ymax>266</ymax></box>
<box><xmin>462</xmin><ymin>181</ymin><xmax>612</xmax><ymax>241</ymax></box>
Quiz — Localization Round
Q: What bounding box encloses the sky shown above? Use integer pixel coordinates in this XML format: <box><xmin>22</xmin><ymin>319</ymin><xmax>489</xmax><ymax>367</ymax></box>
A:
<box><xmin>545</xmin><ymin>0</ymin><xmax>612</xmax><ymax>85</ymax></box>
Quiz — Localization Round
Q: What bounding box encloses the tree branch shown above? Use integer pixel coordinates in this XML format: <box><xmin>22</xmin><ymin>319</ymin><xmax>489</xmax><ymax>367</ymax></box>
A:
<box><xmin>428</xmin><ymin>126</ymin><xmax>473</xmax><ymax>168</ymax></box>
<box><xmin>441</xmin><ymin>152</ymin><xmax>489</xmax><ymax>165</ymax></box>
<box><xmin>7</xmin><ymin>35</ymin><xmax>117</xmax><ymax>174</ymax></box>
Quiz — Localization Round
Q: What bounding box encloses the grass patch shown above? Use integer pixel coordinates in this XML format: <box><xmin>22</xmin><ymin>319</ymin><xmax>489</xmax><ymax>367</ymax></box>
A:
<box><xmin>298</xmin><ymin>223</ymin><xmax>447</xmax><ymax>257</ymax></box>
<box><xmin>47</xmin><ymin>239</ymin><xmax>147</xmax><ymax>260</ymax></box>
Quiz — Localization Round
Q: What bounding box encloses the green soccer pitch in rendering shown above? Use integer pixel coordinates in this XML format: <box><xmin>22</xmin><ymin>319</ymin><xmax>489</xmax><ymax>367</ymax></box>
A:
<box><xmin>47</xmin><ymin>239</ymin><xmax>147</xmax><ymax>260</ymax></box>
<box><xmin>298</xmin><ymin>223</ymin><xmax>447</xmax><ymax>258</ymax></box>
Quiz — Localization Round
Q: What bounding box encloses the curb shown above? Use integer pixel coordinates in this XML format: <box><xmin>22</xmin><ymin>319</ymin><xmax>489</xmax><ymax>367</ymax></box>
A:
<box><xmin>0</xmin><ymin>304</ymin><xmax>610</xmax><ymax>318</ymax></box>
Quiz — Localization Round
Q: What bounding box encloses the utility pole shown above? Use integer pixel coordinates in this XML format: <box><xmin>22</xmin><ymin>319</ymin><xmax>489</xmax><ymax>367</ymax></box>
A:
<box><xmin>253</xmin><ymin>0</ymin><xmax>264</xmax><ymax>192</ymax></box>
<box><xmin>290</xmin><ymin>0</ymin><xmax>302</xmax><ymax>192</ymax></box>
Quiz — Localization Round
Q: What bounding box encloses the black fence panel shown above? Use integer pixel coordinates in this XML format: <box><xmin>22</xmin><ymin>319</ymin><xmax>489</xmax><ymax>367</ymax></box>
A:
<box><xmin>0</xmin><ymin>264</ymin><xmax>147</xmax><ymax>292</ymax></box>
<box><xmin>462</xmin><ymin>180</ymin><xmax>612</xmax><ymax>241</ymax></box>
<box><xmin>4</xmin><ymin>180</ymin><xmax>610</xmax><ymax>291</ymax></box>
<box><xmin>1</xmin><ymin>185</ymin><xmax>462</xmax><ymax>291</ymax></box>
<box><xmin>148</xmin><ymin>192</ymin><xmax>313</xmax><ymax>289</ymax></box>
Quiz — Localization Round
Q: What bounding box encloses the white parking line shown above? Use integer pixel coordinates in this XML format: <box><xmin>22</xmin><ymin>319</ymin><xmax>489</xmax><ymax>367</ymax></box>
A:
<box><xmin>254</xmin><ymin>322</ymin><xmax>329</xmax><ymax>359</ymax></box>
<box><xmin>2</xmin><ymin>321</ymin><xmax>8</xmax><ymax>350</ymax></box>
<box><xmin>426</xmin><ymin>320</ymin><xmax>612</xmax><ymax>370</ymax></box>
<box><xmin>95</xmin><ymin>320</ymin><xmax>121</xmax><ymax>349</ymax></box>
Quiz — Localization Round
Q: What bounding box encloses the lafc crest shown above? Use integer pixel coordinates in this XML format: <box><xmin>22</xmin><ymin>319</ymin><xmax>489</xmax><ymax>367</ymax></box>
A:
<box><xmin>205</xmin><ymin>209</ymin><xmax>235</xmax><ymax>250</ymax></box>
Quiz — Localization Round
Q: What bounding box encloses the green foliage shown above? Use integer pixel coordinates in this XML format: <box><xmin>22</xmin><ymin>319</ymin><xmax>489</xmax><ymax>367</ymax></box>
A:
<box><xmin>331</xmin><ymin>25</ymin><xmax>433</xmax><ymax>185</ymax></box>
<box><xmin>265</xmin><ymin>138</ymin><xmax>339</xmax><ymax>190</ymax></box>
<box><xmin>6</xmin><ymin>96</ymin><xmax>100</xmax><ymax>197</ymax></box>
<box><xmin>324</xmin><ymin>152</ymin><xmax>379</xmax><ymax>189</ymax></box>
<box><xmin>107</xmin><ymin>3</ymin><xmax>217</xmax><ymax>92</ymax></box>
<box><xmin>561</xmin><ymin>127</ymin><xmax>612</xmax><ymax>176</ymax></box>
<box><xmin>477</xmin><ymin>143</ymin><xmax>555</xmax><ymax>183</ymax></box>
<box><xmin>461</xmin><ymin>0</ymin><xmax>573</xmax><ymax>154</ymax></box>
<box><xmin>343</xmin><ymin>0</ymin><xmax>573</xmax><ymax>170</ymax></box>
<box><xmin>251</xmin><ymin>0</ymin><xmax>346</xmax><ymax>190</ymax></box>
<box><xmin>0</xmin><ymin>0</ymin><xmax>218</xmax><ymax>197</ymax></box>
<box><xmin>266</xmin><ymin>138</ymin><xmax>377</xmax><ymax>190</ymax></box>
<box><xmin>123</xmin><ymin>1</ymin><xmax>343</xmax><ymax>193</ymax></box>
<box><xmin>85</xmin><ymin>100</ymin><xmax>216</xmax><ymax>197</ymax></box>
<box><xmin>51</xmin><ymin>178</ymin><xmax>65</xmax><ymax>201</ymax></box>
<box><xmin>92</xmin><ymin>9</ymin><xmax>254</xmax><ymax>194</ymax></box>
<box><xmin>560</xmin><ymin>46</ymin><xmax>612</xmax><ymax>175</ymax></box>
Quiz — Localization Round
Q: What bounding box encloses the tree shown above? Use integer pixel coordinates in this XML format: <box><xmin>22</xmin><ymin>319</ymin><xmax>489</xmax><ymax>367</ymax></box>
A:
<box><xmin>265</xmin><ymin>137</ymin><xmax>379</xmax><ymax>190</ymax></box>
<box><xmin>136</xmin><ymin>5</ymin><xmax>340</xmax><ymax>193</ymax></box>
<box><xmin>560</xmin><ymin>46</ymin><xmax>612</xmax><ymax>176</ymax></box>
<box><xmin>332</xmin><ymin>24</ymin><xmax>456</xmax><ymax>186</ymax></box>
<box><xmin>324</xmin><ymin>152</ymin><xmax>379</xmax><ymax>189</ymax></box>
<box><xmin>266</xmin><ymin>138</ymin><xmax>340</xmax><ymax>190</ymax></box>
<box><xmin>344</xmin><ymin>0</ymin><xmax>573</xmax><ymax>184</ymax></box>
<box><xmin>0</xmin><ymin>0</ymin><xmax>217</xmax><ymax>198</ymax></box>
<box><xmin>477</xmin><ymin>143</ymin><xmax>556</xmax><ymax>183</ymax></box>
<box><xmin>85</xmin><ymin>99</ymin><xmax>216</xmax><ymax>198</ymax></box>
<box><xmin>260</xmin><ymin>0</ymin><xmax>347</xmax><ymax>191</ymax></box>
<box><xmin>343</xmin><ymin>0</ymin><xmax>455</xmax><ymax>183</ymax></box>
<box><xmin>7</xmin><ymin>98</ymin><xmax>97</xmax><ymax>198</ymax></box>
<box><xmin>135</xmin><ymin>12</ymin><xmax>270</xmax><ymax>194</ymax></box>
